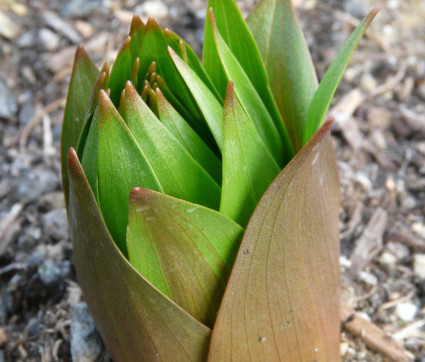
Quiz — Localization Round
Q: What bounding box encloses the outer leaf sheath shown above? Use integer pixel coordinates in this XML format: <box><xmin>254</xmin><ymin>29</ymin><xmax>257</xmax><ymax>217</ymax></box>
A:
<box><xmin>67</xmin><ymin>148</ymin><xmax>211</xmax><ymax>361</ymax></box>
<box><xmin>209</xmin><ymin>118</ymin><xmax>340</xmax><ymax>361</ymax></box>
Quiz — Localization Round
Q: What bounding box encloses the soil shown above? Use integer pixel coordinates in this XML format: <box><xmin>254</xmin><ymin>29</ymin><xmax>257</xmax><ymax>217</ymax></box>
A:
<box><xmin>0</xmin><ymin>0</ymin><xmax>424</xmax><ymax>361</ymax></box>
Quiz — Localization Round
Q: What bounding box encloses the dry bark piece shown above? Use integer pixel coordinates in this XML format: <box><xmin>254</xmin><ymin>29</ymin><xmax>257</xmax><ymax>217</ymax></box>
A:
<box><xmin>341</xmin><ymin>303</ymin><xmax>414</xmax><ymax>362</ymax></box>
<box><xmin>350</xmin><ymin>207</ymin><xmax>388</xmax><ymax>273</ymax></box>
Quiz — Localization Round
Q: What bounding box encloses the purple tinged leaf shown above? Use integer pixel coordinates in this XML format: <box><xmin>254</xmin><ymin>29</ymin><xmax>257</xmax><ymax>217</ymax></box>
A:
<box><xmin>67</xmin><ymin>148</ymin><xmax>211</xmax><ymax>361</ymax></box>
<box><xmin>61</xmin><ymin>45</ymin><xmax>98</xmax><ymax>207</ymax></box>
<box><xmin>209</xmin><ymin>118</ymin><xmax>341</xmax><ymax>361</ymax></box>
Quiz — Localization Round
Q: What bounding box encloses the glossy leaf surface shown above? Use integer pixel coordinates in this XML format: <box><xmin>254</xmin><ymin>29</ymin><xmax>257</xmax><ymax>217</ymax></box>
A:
<box><xmin>302</xmin><ymin>8</ymin><xmax>380</xmax><ymax>144</ymax></box>
<box><xmin>127</xmin><ymin>188</ymin><xmax>244</xmax><ymax>327</ymax></box>
<box><xmin>208</xmin><ymin>11</ymin><xmax>291</xmax><ymax>166</ymax></box>
<box><xmin>209</xmin><ymin>119</ymin><xmax>340</xmax><ymax>361</ymax></box>
<box><xmin>220</xmin><ymin>83</ymin><xmax>280</xmax><ymax>227</ymax></box>
<box><xmin>204</xmin><ymin>0</ymin><xmax>281</xmax><ymax>123</ymax></box>
<box><xmin>68</xmin><ymin>148</ymin><xmax>211</xmax><ymax>362</ymax></box>
<box><xmin>169</xmin><ymin>48</ymin><xmax>223</xmax><ymax>151</ymax></box>
<box><xmin>155</xmin><ymin>89</ymin><xmax>222</xmax><ymax>184</ymax></box>
<box><xmin>97</xmin><ymin>90</ymin><xmax>162</xmax><ymax>255</ymax></box>
<box><xmin>247</xmin><ymin>0</ymin><xmax>318</xmax><ymax>151</ymax></box>
<box><xmin>121</xmin><ymin>82</ymin><xmax>221</xmax><ymax>210</ymax></box>
<box><xmin>108</xmin><ymin>37</ymin><xmax>132</xmax><ymax>106</ymax></box>
<box><xmin>137</xmin><ymin>18</ymin><xmax>202</xmax><ymax>123</ymax></box>
<box><xmin>61</xmin><ymin>45</ymin><xmax>98</xmax><ymax>205</ymax></box>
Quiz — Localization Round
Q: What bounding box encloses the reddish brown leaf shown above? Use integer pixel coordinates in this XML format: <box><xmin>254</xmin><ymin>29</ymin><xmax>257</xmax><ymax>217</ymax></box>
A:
<box><xmin>67</xmin><ymin>148</ymin><xmax>211</xmax><ymax>361</ymax></box>
<box><xmin>209</xmin><ymin>118</ymin><xmax>340</xmax><ymax>361</ymax></box>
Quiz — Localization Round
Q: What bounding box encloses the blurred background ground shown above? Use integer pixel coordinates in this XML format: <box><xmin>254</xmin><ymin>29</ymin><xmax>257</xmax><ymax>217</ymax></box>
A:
<box><xmin>0</xmin><ymin>0</ymin><xmax>424</xmax><ymax>360</ymax></box>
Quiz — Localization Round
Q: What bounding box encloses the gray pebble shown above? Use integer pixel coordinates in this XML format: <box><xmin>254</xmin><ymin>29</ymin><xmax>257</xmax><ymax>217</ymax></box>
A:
<box><xmin>18</xmin><ymin>91</ymin><xmax>34</xmax><ymax>126</ymax></box>
<box><xmin>42</xmin><ymin>208</ymin><xmax>68</xmax><ymax>240</ymax></box>
<box><xmin>38</xmin><ymin>259</ymin><xmax>70</xmax><ymax>285</ymax></box>
<box><xmin>17</xmin><ymin>168</ymin><xmax>59</xmax><ymax>203</ymax></box>
<box><xmin>39</xmin><ymin>28</ymin><xmax>60</xmax><ymax>52</ymax></box>
<box><xmin>343</xmin><ymin>0</ymin><xmax>367</xmax><ymax>18</ymax></box>
<box><xmin>71</xmin><ymin>303</ymin><xmax>103</xmax><ymax>362</ymax></box>
<box><xmin>17</xmin><ymin>32</ymin><xmax>35</xmax><ymax>48</ymax></box>
<box><xmin>61</xmin><ymin>0</ymin><xmax>104</xmax><ymax>19</ymax></box>
<box><xmin>0</xmin><ymin>80</ymin><xmax>17</xmax><ymax>120</ymax></box>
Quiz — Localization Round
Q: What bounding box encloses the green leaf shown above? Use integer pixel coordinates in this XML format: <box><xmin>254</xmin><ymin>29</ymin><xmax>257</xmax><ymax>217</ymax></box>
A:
<box><xmin>169</xmin><ymin>48</ymin><xmax>224</xmax><ymax>151</ymax></box>
<box><xmin>127</xmin><ymin>188</ymin><xmax>244</xmax><ymax>327</ymax></box>
<box><xmin>75</xmin><ymin>62</ymin><xmax>110</xmax><ymax>160</ymax></box>
<box><xmin>209</xmin><ymin>119</ymin><xmax>341</xmax><ymax>361</ymax></box>
<box><xmin>81</xmin><ymin>108</ymin><xmax>99</xmax><ymax>203</ymax></box>
<box><xmin>67</xmin><ymin>148</ymin><xmax>211</xmax><ymax>361</ymax></box>
<box><xmin>129</xmin><ymin>14</ymin><xmax>145</xmax><ymax>60</ymax></box>
<box><xmin>97</xmin><ymin>90</ymin><xmax>162</xmax><ymax>255</ymax></box>
<box><xmin>137</xmin><ymin>19</ymin><xmax>203</xmax><ymax>123</ymax></box>
<box><xmin>302</xmin><ymin>8</ymin><xmax>380</xmax><ymax>145</ymax></box>
<box><xmin>155</xmin><ymin>88</ymin><xmax>222</xmax><ymax>184</ymax></box>
<box><xmin>61</xmin><ymin>45</ymin><xmax>98</xmax><ymax>207</ymax></box>
<box><xmin>247</xmin><ymin>0</ymin><xmax>318</xmax><ymax>151</ymax></box>
<box><xmin>108</xmin><ymin>37</ymin><xmax>133</xmax><ymax>106</ymax></box>
<box><xmin>204</xmin><ymin>0</ymin><xmax>279</xmax><ymax>122</ymax></box>
<box><xmin>220</xmin><ymin>83</ymin><xmax>280</xmax><ymax>227</ymax></box>
<box><xmin>164</xmin><ymin>29</ymin><xmax>222</xmax><ymax>101</ymax></box>
<box><xmin>207</xmin><ymin>11</ymin><xmax>293</xmax><ymax>166</ymax></box>
<box><xmin>121</xmin><ymin>82</ymin><xmax>221</xmax><ymax>210</ymax></box>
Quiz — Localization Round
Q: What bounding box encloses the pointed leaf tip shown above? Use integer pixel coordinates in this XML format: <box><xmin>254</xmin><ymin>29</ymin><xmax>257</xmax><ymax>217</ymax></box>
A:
<box><xmin>67</xmin><ymin>147</ymin><xmax>80</xmax><ymax>179</ymax></box>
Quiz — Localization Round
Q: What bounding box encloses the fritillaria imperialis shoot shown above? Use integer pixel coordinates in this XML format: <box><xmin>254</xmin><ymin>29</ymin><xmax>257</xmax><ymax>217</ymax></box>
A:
<box><xmin>61</xmin><ymin>0</ymin><xmax>379</xmax><ymax>360</ymax></box>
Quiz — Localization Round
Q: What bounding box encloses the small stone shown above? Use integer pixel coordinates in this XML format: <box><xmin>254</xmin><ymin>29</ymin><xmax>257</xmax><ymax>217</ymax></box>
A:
<box><xmin>340</xmin><ymin>342</ymin><xmax>350</xmax><ymax>356</ymax></box>
<box><xmin>71</xmin><ymin>303</ymin><xmax>103</xmax><ymax>362</ymax></box>
<box><xmin>413</xmin><ymin>254</ymin><xmax>425</xmax><ymax>279</ymax></box>
<box><xmin>42</xmin><ymin>208</ymin><xmax>68</xmax><ymax>240</ymax></box>
<box><xmin>358</xmin><ymin>271</ymin><xmax>378</xmax><ymax>285</ymax></box>
<box><xmin>395</xmin><ymin>302</ymin><xmax>417</xmax><ymax>322</ymax></box>
<box><xmin>343</xmin><ymin>0</ymin><xmax>367</xmax><ymax>18</ymax></box>
<box><xmin>17</xmin><ymin>31</ymin><xmax>35</xmax><ymax>48</ymax></box>
<box><xmin>43</xmin><ymin>11</ymin><xmax>81</xmax><ymax>43</ymax></box>
<box><xmin>0</xmin><ymin>80</ymin><xmax>17</xmax><ymax>120</ymax></box>
<box><xmin>379</xmin><ymin>251</ymin><xmax>397</xmax><ymax>265</ymax></box>
<box><xmin>17</xmin><ymin>168</ymin><xmax>59</xmax><ymax>203</ymax></box>
<box><xmin>38</xmin><ymin>260</ymin><xmax>70</xmax><ymax>285</ymax></box>
<box><xmin>401</xmin><ymin>195</ymin><xmax>416</xmax><ymax>210</ymax></box>
<box><xmin>38</xmin><ymin>191</ymin><xmax>66</xmax><ymax>210</ymax></box>
<box><xmin>39</xmin><ymin>28</ymin><xmax>60</xmax><ymax>52</ymax></box>
<box><xmin>411</xmin><ymin>222</ymin><xmax>425</xmax><ymax>238</ymax></box>
<box><xmin>136</xmin><ymin>1</ymin><xmax>169</xmax><ymax>19</ymax></box>
<box><xmin>61</xmin><ymin>0</ymin><xmax>104</xmax><ymax>19</ymax></box>
<box><xmin>386</xmin><ymin>242</ymin><xmax>410</xmax><ymax>260</ymax></box>
<box><xmin>18</xmin><ymin>92</ymin><xmax>34</xmax><ymax>126</ymax></box>
<box><xmin>74</xmin><ymin>20</ymin><xmax>94</xmax><ymax>38</ymax></box>
<box><xmin>0</xmin><ymin>11</ymin><xmax>19</xmax><ymax>40</ymax></box>
<box><xmin>367</xmin><ymin>107</ymin><xmax>392</xmax><ymax>129</ymax></box>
